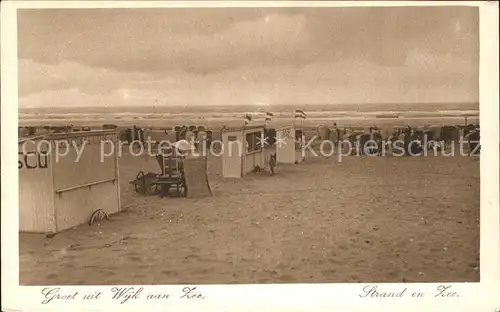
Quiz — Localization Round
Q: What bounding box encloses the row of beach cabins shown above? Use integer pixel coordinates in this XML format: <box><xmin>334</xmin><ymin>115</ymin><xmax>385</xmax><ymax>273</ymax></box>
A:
<box><xmin>18</xmin><ymin>121</ymin><xmax>480</xmax><ymax>160</ymax></box>
<box><xmin>18</xmin><ymin>119</ymin><xmax>479</xmax><ymax>236</ymax></box>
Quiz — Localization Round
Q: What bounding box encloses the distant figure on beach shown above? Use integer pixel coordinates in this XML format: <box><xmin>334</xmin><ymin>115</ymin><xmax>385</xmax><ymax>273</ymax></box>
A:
<box><xmin>185</xmin><ymin>128</ymin><xmax>194</xmax><ymax>145</ymax></box>
<box><xmin>196</xmin><ymin>129</ymin><xmax>207</xmax><ymax>152</ymax></box>
<box><xmin>132</xmin><ymin>125</ymin><xmax>145</xmax><ymax>150</ymax></box>
<box><xmin>372</xmin><ymin>130</ymin><xmax>383</xmax><ymax>155</ymax></box>
<box><xmin>331</xmin><ymin>122</ymin><xmax>339</xmax><ymax>151</ymax></box>
<box><xmin>341</xmin><ymin>129</ymin><xmax>350</xmax><ymax>155</ymax></box>
<box><xmin>268</xmin><ymin>152</ymin><xmax>277</xmax><ymax>176</ymax></box>
<box><xmin>467</xmin><ymin>128</ymin><xmax>480</xmax><ymax>156</ymax></box>
<box><xmin>206</xmin><ymin>130</ymin><xmax>214</xmax><ymax>151</ymax></box>
<box><xmin>406</xmin><ymin>125</ymin><xmax>412</xmax><ymax>135</ymax></box>
<box><xmin>408</xmin><ymin>132</ymin><xmax>422</xmax><ymax>156</ymax></box>
<box><xmin>396</xmin><ymin>131</ymin><xmax>407</xmax><ymax>156</ymax></box>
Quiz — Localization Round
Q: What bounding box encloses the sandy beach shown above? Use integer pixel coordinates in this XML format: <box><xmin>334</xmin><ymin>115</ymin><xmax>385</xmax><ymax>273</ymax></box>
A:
<box><xmin>19</xmin><ymin>147</ymin><xmax>480</xmax><ymax>285</ymax></box>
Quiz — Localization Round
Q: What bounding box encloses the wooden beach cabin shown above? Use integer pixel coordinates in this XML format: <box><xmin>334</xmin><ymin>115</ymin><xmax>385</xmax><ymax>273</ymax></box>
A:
<box><xmin>276</xmin><ymin>125</ymin><xmax>305</xmax><ymax>164</ymax></box>
<box><xmin>18</xmin><ymin>130</ymin><xmax>121</xmax><ymax>233</ymax></box>
<box><xmin>221</xmin><ymin>124</ymin><xmax>266</xmax><ymax>178</ymax></box>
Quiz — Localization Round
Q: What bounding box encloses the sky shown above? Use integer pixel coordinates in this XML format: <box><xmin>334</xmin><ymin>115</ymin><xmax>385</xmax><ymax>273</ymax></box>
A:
<box><xmin>17</xmin><ymin>6</ymin><xmax>479</xmax><ymax>108</ymax></box>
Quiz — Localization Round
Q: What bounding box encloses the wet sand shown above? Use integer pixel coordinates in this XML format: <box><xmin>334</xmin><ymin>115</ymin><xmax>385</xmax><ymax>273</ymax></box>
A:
<box><xmin>19</xmin><ymin>149</ymin><xmax>480</xmax><ymax>285</ymax></box>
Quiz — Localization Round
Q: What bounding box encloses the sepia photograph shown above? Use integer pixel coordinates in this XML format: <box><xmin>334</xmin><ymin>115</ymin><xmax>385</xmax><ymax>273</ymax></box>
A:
<box><xmin>13</xmin><ymin>4</ymin><xmax>484</xmax><ymax>288</ymax></box>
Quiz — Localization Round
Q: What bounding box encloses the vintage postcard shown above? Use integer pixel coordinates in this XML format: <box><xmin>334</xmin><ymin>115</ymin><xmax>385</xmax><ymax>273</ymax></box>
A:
<box><xmin>1</xmin><ymin>1</ymin><xmax>499</xmax><ymax>312</ymax></box>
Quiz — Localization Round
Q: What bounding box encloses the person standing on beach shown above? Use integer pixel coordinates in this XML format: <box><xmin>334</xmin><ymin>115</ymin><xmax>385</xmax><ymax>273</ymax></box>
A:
<box><xmin>397</xmin><ymin>130</ymin><xmax>407</xmax><ymax>156</ymax></box>
<box><xmin>342</xmin><ymin>128</ymin><xmax>351</xmax><ymax>155</ymax></box>
<box><xmin>331</xmin><ymin>122</ymin><xmax>339</xmax><ymax>152</ymax></box>
<box><xmin>268</xmin><ymin>152</ymin><xmax>277</xmax><ymax>176</ymax></box>
<box><xmin>185</xmin><ymin>127</ymin><xmax>195</xmax><ymax>151</ymax></box>
<box><xmin>196</xmin><ymin>129</ymin><xmax>207</xmax><ymax>153</ymax></box>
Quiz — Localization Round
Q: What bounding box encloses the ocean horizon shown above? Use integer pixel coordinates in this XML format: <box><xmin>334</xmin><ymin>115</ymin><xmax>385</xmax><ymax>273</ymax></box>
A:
<box><xmin>19</xmin><ymin>102</ymin><xmax>479</xmax><ymax>114</ymax></box>
<box><xmin>18</xmin><ymin>102</ymin><xmax>479</xmax><ymax>128</ymax></box>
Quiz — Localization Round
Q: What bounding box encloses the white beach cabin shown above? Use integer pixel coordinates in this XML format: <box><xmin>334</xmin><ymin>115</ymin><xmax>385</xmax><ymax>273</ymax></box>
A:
<box><xmin>221</xmin><ymin>124</ymin><xmax>266</xmax><ymax>178</ymax></box>
<box><xmin>276</xmin><ymin>126</ymin><xmax>305</xmax><ymax>164</ymax></box>
<box><xmin>18</xmin><ymin>130</ymin><xmax>121</xmax><ymax>233</ymax></box>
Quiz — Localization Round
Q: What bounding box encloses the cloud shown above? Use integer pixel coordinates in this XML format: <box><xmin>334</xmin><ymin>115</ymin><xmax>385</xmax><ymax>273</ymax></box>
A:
<box><xmin>18</xmin><ymin>9</ymin><xmax>309</xmax><ymax>74</ymax></box>
<box><xmin>17</xmin><ymin>7</ymin><xmax>479</xmax><ymax>107</ymax></box>
<box><xmin>18</xmin><ymin>7</ymin><xmax>479</xmax><ymax>74</ymax></box>
<box><xmin>19</xmin><ymin>53</ymin><xmax>478</xmax><ymax>108</ymax></box>
<box><xmin>19</xmin><ymin>59</ymin><xmax>165</xmax><ymax>96</ymax></box>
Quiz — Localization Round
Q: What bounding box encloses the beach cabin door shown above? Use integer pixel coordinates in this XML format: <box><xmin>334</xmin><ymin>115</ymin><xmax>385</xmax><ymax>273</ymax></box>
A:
<box><xmin>222</xmin><ymin>135</ymin><xmax>242</xmax><ymax>178</ymax></box>
<box><xmin>276</xmin><ymin>127</ymin><xmax>296</xmax><ymax>164</ymax></box>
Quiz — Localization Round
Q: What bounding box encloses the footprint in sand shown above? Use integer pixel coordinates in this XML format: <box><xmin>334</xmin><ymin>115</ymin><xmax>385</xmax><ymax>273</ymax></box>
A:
<box><xmin>101</xmin><ymin>270</ymin><xmax>116</xmax><ymax>277</ymax></box>
<box><xmin>160</xmin><ymin>270</ymin><xmax>179</xmax><ymax>277</ymax></box>
<box><xmin>199</xmin><ymin>268</ymin><xmax>211</xmax><ymax>274</ymax></box>
<box><xmin>189</xmin><ymin>246</ymin><xmax>201</xmax><ymax>253</ymax></box>
<box><xmin>277</xmin><ymin>274</ymin><xmax>295</xmax><ymax>282</ymax></box>
<box><xmin>349</xmin><ymin>275</ymin><xmax>360</xmax><ymax>282</ymax></box>
<box><xmin>321</xmin><ymin>269</ymin><xmax>337</xmax><ymax>275</ymax></box>
<box><xmin>387</xmin><ymin>271</ymin><xmax>399</xmax><ymax>278</ymax></box>
<box><xmin>338</xmin><ymin>245</ymin><xmax>349</xmax><ymax>251</ymax></box>
<box><xmin>328</xmin><ymin>258</ymin><xmax>343</xmax><ymax>265</ymax></box>
<box><xmin>85</xmin><ymin>265</ymin><xmax>102</xmax><ymax>270</ymax></box>
<box><xmin>137</xmin><ymin>264</ymin><xmax>152</xmax><ymax>269</ymax></box>
<box><xmin>46</xmin><ymin>273</ymin><xmax>58</xmax><ymax>280</ymax></box>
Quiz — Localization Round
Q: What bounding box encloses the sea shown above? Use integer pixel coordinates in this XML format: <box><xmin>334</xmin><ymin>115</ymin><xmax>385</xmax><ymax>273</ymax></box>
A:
<box><xmin>18</xmin><ymin>102</ymin><xmax>479</xmax><ymax>129</ymax></box>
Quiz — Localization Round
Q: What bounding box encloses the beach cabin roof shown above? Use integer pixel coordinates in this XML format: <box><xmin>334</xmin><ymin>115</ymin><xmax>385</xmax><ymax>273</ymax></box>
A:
<box><xmin>48</xmin><ymin>129</ymin><xmax>118</xmax><ymax>140</ymax></box>
<box><xmin>18</xmin><ymin>134</ymin><xmax>46</xmax><ymax>144</ymax></box>
<box><xmin>17</xmin><ymin>129</ymin><xmax>118</xmax><ymax>144</ymax></box>
<box><xmin>277</xmin><ymin>124</ymin><xmax>303</xmax><ymax>130</ymax></box>
<box><xmin>221</xmin><ymin>123</ymin><xmax>267</xmax><ymax>133</ymax></box>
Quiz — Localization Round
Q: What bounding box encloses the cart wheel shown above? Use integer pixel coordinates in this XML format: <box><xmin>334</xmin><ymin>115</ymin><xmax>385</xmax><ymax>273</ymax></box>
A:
<box><xmin>134</xmin><ymin>171</ymin><xmax>146</xmax><ymax>194</ymax></box>
<box><xmin>179</xmin><ymin>180</ymin><xmax>188</xmax><ymax>197</ymax></box>
<box><xmin>147</xmin><ymin>183</ymin><xmax>160</xmax><ymax>195</ymax></box>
